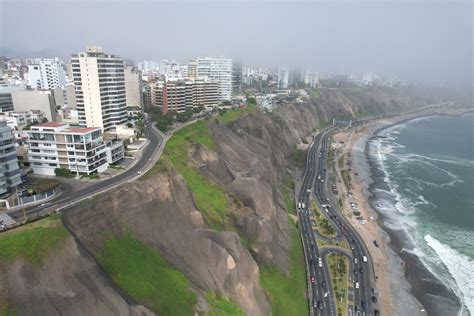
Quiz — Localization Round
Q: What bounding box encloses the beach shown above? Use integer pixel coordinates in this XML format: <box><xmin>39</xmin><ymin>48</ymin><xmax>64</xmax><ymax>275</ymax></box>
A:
<box><xmin>332</xmin><ymin>110</ymin><xmax>471</xmax><ymax>315</ymax></box>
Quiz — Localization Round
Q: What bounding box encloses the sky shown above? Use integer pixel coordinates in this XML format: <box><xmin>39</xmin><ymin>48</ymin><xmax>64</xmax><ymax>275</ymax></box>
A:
<box><xmin>0</xmin><ymin>0</ymin><xmax>472</xmax><ymax>86</ymax></box>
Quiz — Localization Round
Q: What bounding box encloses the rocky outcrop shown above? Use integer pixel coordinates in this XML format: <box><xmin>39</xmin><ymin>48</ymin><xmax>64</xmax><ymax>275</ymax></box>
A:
<box><xmin>0</xmin><ymin>237</ymin><xmax>153</xmax><ymax>316</ymax></box>
<box><xmin>63</xmin><ymin>169</ymin><xmax>271</xmax><ymax>316</ymax></box>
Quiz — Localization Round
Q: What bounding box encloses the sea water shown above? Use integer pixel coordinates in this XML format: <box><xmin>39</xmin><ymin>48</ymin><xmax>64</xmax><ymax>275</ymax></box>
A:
<box><xmin>370</xmin><ymin>113</ymin><xmax>474</xmax><ymax>315</ymax></box>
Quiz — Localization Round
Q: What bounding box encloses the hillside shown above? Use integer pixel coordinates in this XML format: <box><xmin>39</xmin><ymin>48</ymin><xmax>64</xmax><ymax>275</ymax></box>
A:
<box><xmin>0</xmin><ymin>86</ymin><xmax>451</xmax><ymax>315</ymax></box>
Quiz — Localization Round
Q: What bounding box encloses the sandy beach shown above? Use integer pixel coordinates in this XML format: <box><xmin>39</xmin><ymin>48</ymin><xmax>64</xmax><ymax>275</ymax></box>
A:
<box><xmin>330</xmin><ymin>110</ymin><xmax>470</xmax><ymax>315</ymax></box>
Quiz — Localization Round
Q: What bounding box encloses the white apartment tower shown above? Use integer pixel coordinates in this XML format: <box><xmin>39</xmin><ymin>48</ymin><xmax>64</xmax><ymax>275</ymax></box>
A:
<box><xmin>196</xmin><ymin>57</ymin><xmax>233</xmax><ymax>101</ymax></box>
<box><xmin>70</xmin><ymin>46</ymin><xmax>128</xmax><ymax>132</ymax></box>
<box><xmin>27</xmin><ymin>58</ymin><xmax>66</xmax><ymax>90</ymax></box>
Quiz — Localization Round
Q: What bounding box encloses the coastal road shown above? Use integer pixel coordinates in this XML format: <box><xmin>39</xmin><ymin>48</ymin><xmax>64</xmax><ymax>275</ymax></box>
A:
<box><xmin>297</xmin><ymin>131</ymin><xmax>336</xmax><ymax>316</ymax></box>
<box><xmin>313</xmin><ymin>129</ymin><xmax>378</xmax><ymax>315</ymax></box>
<box><xmin>6</xmin><ymin>121</ymin><xmax>164</xmax><ymax>222</ymax></box>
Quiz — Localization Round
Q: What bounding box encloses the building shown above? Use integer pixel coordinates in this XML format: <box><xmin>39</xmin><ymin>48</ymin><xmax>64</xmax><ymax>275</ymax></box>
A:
<box><xmin>0</xmin><ymin>85</ymin><xmax>23</xmax><ymax>112</ymax></box>
<box><xmin>105</xmin><ymin>139</ymin><xmax>124</xmax><ymax>164</ymax></box>
<box><xmin>0</xmin><ymin>120</ymin><xmax>22</xmax><ymax>194</ymax></box>
<box><xmin>124</xmin><ymin>66</ymin><xmax>143</xmax><ymax>114</ymax></box>
<box><xmin>303</xmin><ymin>70</ymin><xmax>320</xmax><ymax>88</ymax></box>
<box><xmin>11</xmin><ymin>90</ymin><xmax>57</xmax><ymax>121</ymax></box>
<box><xmin>27</xmin><ymin>58</ymin><xmax>66</xmax><ymax>90</ymax></box>
<box><xmin>70</xmin><ymin>46</ymin><xmax>128</xmax><ymax>132</ymax></box>
<box><xmin>0</xmin><ymin>110</ymin><xmax>45</xmax><ymax>130</ymax></box>
<box><xmin>187</xmin><ymin>61</ymin><xmax>198</xmax><ymax>79</ymax></box>
<box><xmin>154</xmin><ymin>79</ymin><xmax>220</xmax><ymax>113</ymax></box>
<box><xmin>196</xmin><ymin>57</ymin><xmax>233</xmax><ymax>101</ymax></box>
<box><xmin>277</xmin><ymin>68</ymin><xmax>290</xmax><ymax>89</ymax></box>
<box><xmin>26</xmin><ymin>122</ymin><xmax>110</xmax><ymax>176</ymax></box>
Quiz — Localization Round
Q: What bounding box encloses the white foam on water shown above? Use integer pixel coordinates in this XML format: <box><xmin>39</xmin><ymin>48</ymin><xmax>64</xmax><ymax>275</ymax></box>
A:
<box><xmin>425</xmin><ymin>234</ymin><xmax>474</xmax><ymax>314</ymax></box>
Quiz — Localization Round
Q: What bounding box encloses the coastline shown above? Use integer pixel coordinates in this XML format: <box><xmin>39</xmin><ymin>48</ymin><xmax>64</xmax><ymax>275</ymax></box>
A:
<box><xmin>335</xmin><ymin>109</ymin><xmax>471</xmax><ymax>315</ymax></box>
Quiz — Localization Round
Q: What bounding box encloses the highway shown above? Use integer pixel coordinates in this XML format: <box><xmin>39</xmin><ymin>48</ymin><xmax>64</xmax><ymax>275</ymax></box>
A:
<box><xmin>299</xmin><ymin>126</ymin><xmax>379</xmax><ymax>316</ymax></box>
<box><xmin>297</xmin><ymin>131</ymin><xmax>335</xmax><ymax>316</ymax></box>
<box><xmin>313</xmin><ymin>130</ymin><xmax>378</xmax><ymax>316</ymax></box>
<box><xmin>6</xmin><ymin>121</ymin><xmax>164</xmax><ymax>221</ymax></box>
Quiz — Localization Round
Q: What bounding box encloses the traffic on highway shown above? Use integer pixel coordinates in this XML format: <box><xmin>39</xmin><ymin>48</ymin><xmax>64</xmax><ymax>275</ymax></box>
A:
<box><xmin>298</xmin><ymin>126</ymin><xmax>380</xmax><ymax>316</ymax></box>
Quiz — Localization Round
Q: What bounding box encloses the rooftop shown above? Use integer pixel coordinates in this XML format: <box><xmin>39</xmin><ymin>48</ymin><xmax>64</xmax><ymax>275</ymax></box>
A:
<box><xmin>33</xmin><ymin>122</ymin><xmax>66</xmax><ymax>128</ymax></box>
<box><xmin>65</xmin><ymin>127</ymin><xmax>100</xmax><ymax>134</ymax></box>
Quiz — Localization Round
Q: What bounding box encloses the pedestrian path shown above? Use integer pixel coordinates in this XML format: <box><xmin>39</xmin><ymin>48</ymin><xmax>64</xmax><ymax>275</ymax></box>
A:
<box><xmin>0</xmin><ymin>212</ymin><xmax>16</xmax><ymax>228</ymax></box>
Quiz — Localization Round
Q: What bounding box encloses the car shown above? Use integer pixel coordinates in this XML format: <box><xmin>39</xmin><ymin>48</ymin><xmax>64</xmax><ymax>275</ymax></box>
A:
<box><xmin>374</xmin><ymin>309</ymin><xmax>380</xmax><ymax>316</ymax></box>
<box><xmin>310</xmin><ymin>276</ymin><xmax>315</xmax><ymax>283</ymax></box>
<box><xmin>312</xmin><ymin>299</ymin><xmax>318</xmax><ymax>308</ymax></box>
<box><xmin>374</xmin><ymin>240</ymin><xmax>379</xmax><ymax>247</ymax></box>
<box><xmin>361</xmin><ymin>300</ymin><xmax>366</xmax><ymax>308</ymax></box>
<box><xmin>317</xmin><ymin>300</ymin><xmax>323</xmax><ymax>310</ymax></box>
<box><xmin>318</xmin><ymin>258</ymin><xmax>323</xmax><ymax>267</ymax></box>
<box><xmin>372</xmin><ymin>296</ymin><xmax>377</xmax><ymax>303</ymax></box>
<box><xmin>321</xmin><ymin>281</ymin><xmax>326</xmax><ymax>287</ymax></box>
<box><xmin>352</xmin><ymin>239</ymin><xmax>356</xmax><ymax>244</ymax></box>
<box><xmin>363</xmin><ymin>256</ymin><xmax>368</xmax><ymax>262</ymax></box>
<box><xmin>371</xmin><ymin>287</ymin><xmax>375</xmax><ymax>294</ymax></box>
<box><xmin>353</xmin><ymin>269</ymin><xmax>358</xmax><ymax>275</ymax></box>
<box><xmin>354</xmin><ymin>258</ymin><xmax>358</xmax><ymax>264</ymax></box>
<box><xmin>311</xmin><ymin>244</ymin><xmax>315</xmax><ymax>250</ymax></box>
<box><xmin>359</xmin><ymin>268</ymin><xmax>363</xmax><ymax>273</ymax></box>
<box><xmin>355</xmin><ymin>282</ymin><xmax>359</xmax><ymax>289</ymax></box>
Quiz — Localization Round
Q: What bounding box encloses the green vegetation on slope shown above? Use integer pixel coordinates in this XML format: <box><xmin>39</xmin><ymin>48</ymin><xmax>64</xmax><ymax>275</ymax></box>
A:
<box><xmin>217</xmin><ymin>105</ymin><xmax>257</xmax><ymax>124</ymax></box>
<box><xmin>327</xmin><ymin>253</ymin><xmax>349</xmax><ymax>316</ymax></box>
<box><xmin>206</xmin><ymin>293</ymin><xmax>244</xmax><ymax>316</ymax></box>
<box><xmin>98</xmin><ymin>234</ymin><xmax>196</xmax><ymax>315</ymax></box>
<box><xmin>306</xmin><ymin>87</ymin><xmax>321</xmax><ymax>100</ymax></box>
<box><xmin>0</xmin><ymin>214</ymin><xmax>67</xmax><ymax>264</ymax></box>
<box><xmin>260</xmin><ymin>220</ymin><xmax>308</xmax><ymax>316</ymax></box>
<box><xmin>164</xmin><ymin>119</ymin><xmax>227</xmax><ymax>228</ymax></box>
<box><xmin>281</xmin><ymin>176</ymin><xmax>296</xmax><ymax>214</ymax></box>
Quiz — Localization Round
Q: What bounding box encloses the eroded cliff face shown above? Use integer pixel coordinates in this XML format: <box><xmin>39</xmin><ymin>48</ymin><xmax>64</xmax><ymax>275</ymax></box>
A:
<box><xmin>1</xmin><ymin>86</ymin><xmax>441</xmax><ymax>315</ymax></box>
<box><xmin>0</xmin><ymin>236</ymin><xmax>153</xmax><ymax>316</ymax></box>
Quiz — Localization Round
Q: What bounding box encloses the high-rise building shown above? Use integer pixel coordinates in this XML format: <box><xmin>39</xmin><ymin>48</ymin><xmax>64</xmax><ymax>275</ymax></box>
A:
<box><xmin>27</xmin><ymin>58</ymin><xmax>66</xmax><ymax>90</ymax></box>
<box><xmin>0</xmin><ymin>120</ymin><xmax>21</xmax><ymax>194</ymax></box>
<box><xmin>277</xmin><ymin>68</ymin><xmax>290</xmax><ymax>89</ymax></box>
<box><xmin>196</xmin><ymin>57</ymin><xmax>233</xmax><ymax>101</ymax></box>
<box><xmin>187</xmin><ymin>61</ymin><xmax>198</xmax><ymax>79</ymax></box>
<box><xmin>232</xmin><ymin>60</ymin><xmax>242</xmax><ymax>94</ymax></box>
<box><xmin>0</xmin><ymin>85</ymin><xmax>23</xmax><ymax>112</ymax></box>
<box><xmin>124</xmin><ymin>67</ymin><xmax>143</xmax><ymax>114</ymax></box>
<box><xmin>70</xmin><ymin>46</ymin><xmax>128</xmax><ymax>132</ymax></box>
<box><xmin>11</xmin><ymin>90</ymin><xmax>57</xmax><ymax>121</ymax></box>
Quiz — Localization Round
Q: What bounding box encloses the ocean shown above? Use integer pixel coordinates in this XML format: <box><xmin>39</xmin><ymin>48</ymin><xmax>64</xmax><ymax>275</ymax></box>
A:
<box><xmin>369</xmin><ymin>113</ymin><xmax>474</xmax><ymax>315</ymax></box>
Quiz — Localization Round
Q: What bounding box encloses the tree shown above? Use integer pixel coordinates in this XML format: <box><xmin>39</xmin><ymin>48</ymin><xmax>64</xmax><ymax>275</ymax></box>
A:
<box><xmin>136</xmin><ymin>118</ymin><xmax>145</xmax><ymax>138</ymax></box>
<box><xmin>42</xmin><ymin>117</ymin><xmax>48</xmax><ymax>123</ymax></box>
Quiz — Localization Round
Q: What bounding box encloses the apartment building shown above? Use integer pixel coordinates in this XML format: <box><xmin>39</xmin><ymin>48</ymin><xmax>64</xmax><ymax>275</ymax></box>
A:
<box><xmin>0</xmin><ymin>85</ymin><xmax>22</xmax><ymax>112</ymax></box>
<box><xmin>27</xmin><ymin>58</ymin><xmax>66</xmax><ymax>90</ymax></box>
<box><xmin>0</xmin><ymin>120</ymin><xmax>21</xmax><ymax>194</ymax></box>
<box><xmin>27</xmin><ymin>122</ymin><xmax>111</xmax><ymax>176</ymax></box>
<box><xmin>124</xmin><ymin>66</ymin><xmax>143</xmax><ymax>114</ymax></box>
<box><xmin>196</xmin><ymin>57</ymin><xmax>233</xmax><ymax>101</ymax></box>
<box><xmin>11</xmin><ymin>89</ymin><xmax>57</xmax><ymax>121</ymax></box>
<box><xmin>153</xmin><ymin>79</ymin><xmax>219</xmax><ymax>113</ymax></box>
<box><xmin>0</xmin><ymin>110</ymin><xmax>45</xmax><ymax>130</ymax></box>
<box><xmin>70</xmin><ymin>46</ymin><xmax>128</xmax><ymax>132</ymax></box>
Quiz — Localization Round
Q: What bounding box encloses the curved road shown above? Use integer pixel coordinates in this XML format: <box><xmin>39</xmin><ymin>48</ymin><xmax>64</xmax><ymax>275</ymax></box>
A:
<box><xmin>6</xmin><ymin>121</ymin><xmax>163</xmax><ymax>222</ymax></box>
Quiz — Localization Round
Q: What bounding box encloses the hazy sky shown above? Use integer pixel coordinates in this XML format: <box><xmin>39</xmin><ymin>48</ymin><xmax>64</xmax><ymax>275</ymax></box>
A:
<box><xmin>0</xmin><ymin>0</ymin><xmax>472</xmax><ymax>86</ymax></box>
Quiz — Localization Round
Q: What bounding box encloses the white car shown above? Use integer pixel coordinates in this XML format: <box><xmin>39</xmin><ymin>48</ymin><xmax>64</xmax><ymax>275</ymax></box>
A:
<box><xmin>355</xmin><ymin>282</ymin><xmax>360</xmax><ymax>289</ymax></box>
<box><xmin>363</xmin><ymin>256</ymin><xmax>368</xmax><ymax>263</ymax></box>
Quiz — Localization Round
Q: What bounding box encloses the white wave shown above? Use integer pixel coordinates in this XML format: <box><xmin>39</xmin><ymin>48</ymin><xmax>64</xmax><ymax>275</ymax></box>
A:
<box><xmin>425</xmin><ymin>234</ymin><xmax>474</xmax><ymax>314</ymax></box>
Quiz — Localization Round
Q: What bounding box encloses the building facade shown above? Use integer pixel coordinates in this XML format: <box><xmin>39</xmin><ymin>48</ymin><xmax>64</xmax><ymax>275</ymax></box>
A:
<box><xmin>71</xmin><ymin>46</ymin><xmax>128</xmax><ymax>132</ymax></box>
<box><xmin>27</xmin><ymin>58</ymin><xmax>66</xmax><ymax>90</ymax></box>
<box><xmin>124</xmin><ymin>66</ymin><xmax>143</xmax><ymax>114</ymax></box>
<box><xmin>0</xmin><ymin>120</ymin><xmax>21</xmax><ymax>194</ymax></box>
<box><xmin>154</xmin><ymin>79</ymin><xmax>220</xmax><ymax>113</ymax></box>
<box><xmin>196</xmin><ymin>57</ymin><xmax>233</xmax><ymax>101</ymax></box>
<box><xmin>11</xmin><ymin>90</ymin><xmax>57</xmax><ymax>121</ymax></box>
<box><xmin>27</xmin><ymin>122</ymin><xmax>111</xmax><ymax>176</ymax></box>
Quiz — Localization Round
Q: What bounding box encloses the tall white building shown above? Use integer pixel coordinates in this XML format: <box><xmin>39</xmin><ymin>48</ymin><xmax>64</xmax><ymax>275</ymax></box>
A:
<box><xmin>196</xmin><ymin>57</ymin><xmax>233</xmax><ymax>101</ymax></box>
<box><xmin>70</xmin><ymin>46</ymin><xmax>128</xmax><ymax>132</ymax></box>
<box><xmin>0</xmin><ymin>120</ymin><xmax>21</xmax><ymax>194</ymax></box>
<box><xmin>27</xmin><ymin>58</ymin><xmax>66</xmax><ymax>90</ymax></box>
<box><xmin>277</xmin><ymin>68</ymin><xmax>290</xmax><ymax>89</ymax></box>
<box><xmin>124</xmin><ymin>67</ymin><xmax>143</xmax><ymax>113</ymax></box>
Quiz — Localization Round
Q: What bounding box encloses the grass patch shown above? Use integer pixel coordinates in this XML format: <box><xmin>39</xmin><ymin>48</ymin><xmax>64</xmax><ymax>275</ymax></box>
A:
<box><xmin>260</xmin><ymin>220</ymin><xmax>308</xmax><ymax>316</ymax></box>
<box><xmin>327</xmin><ymin>253</ymin><xmax>349</xmax><ymax>316</ymax></box>
<box><xmin>0</xmin><ymin>303</ymin><xmax>16</xmax><ymax>316</ymax></box>
<box><xmin>341</xmin><ymin>169</ymin><xmax>352</xmax><ymax>190</ymax></box>
<box><xmin>0</xmin><ymin>214</ymin><xmax>67</xmax><ymax>264</ymax></box>
<box><xmin>306</xmin><ymin>87</ymin><xmax>321</xmax><ymax>100</ymax></box>
<box><xmin>98</xmin><ymin>234</ymin><xmax>196</xmax><ymax>315</ymax></box>
<box><xmin>281</xmin><ymin>175</ymin><xmax>296</xmax><ymax>214</ymax></box>
<box><xmin>206</xmin><ymin>293</ymin><xmax>244</xmax><ymax>316</ymax></box>
<box><xmin>311</xmin><ymin>201</ymin><xmax>337</xmax><ymax>237</ymax></box>
<box><xmin>217</xmin><ymin>105</ymin><xmax>257</xmax><ymax>124</ymax></box>
<box><xmin>148</xmin><ymin>119</ymin><xmax>228</xmax><ymax>228</ymax></box>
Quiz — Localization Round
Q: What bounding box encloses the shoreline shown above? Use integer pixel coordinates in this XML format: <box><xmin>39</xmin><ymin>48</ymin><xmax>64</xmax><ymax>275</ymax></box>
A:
<box><xmin>348</xmin><ymin>110</ymin><xmax>467</xmax><ymax>315</ymax></box>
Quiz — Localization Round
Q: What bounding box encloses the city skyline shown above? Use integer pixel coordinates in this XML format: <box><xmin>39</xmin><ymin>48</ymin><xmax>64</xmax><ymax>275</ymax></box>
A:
<box><xmin>1</xmin><ymin>0</ymin><xmax>471</xmax><ymax>87</ymax></box>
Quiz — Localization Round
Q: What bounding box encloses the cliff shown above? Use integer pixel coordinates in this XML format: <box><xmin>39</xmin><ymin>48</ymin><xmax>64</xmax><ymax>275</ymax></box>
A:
<box><xmin>0</xmin><ymin>86</ymin><xmax>450</xmax><ymax>315</ymax></box>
